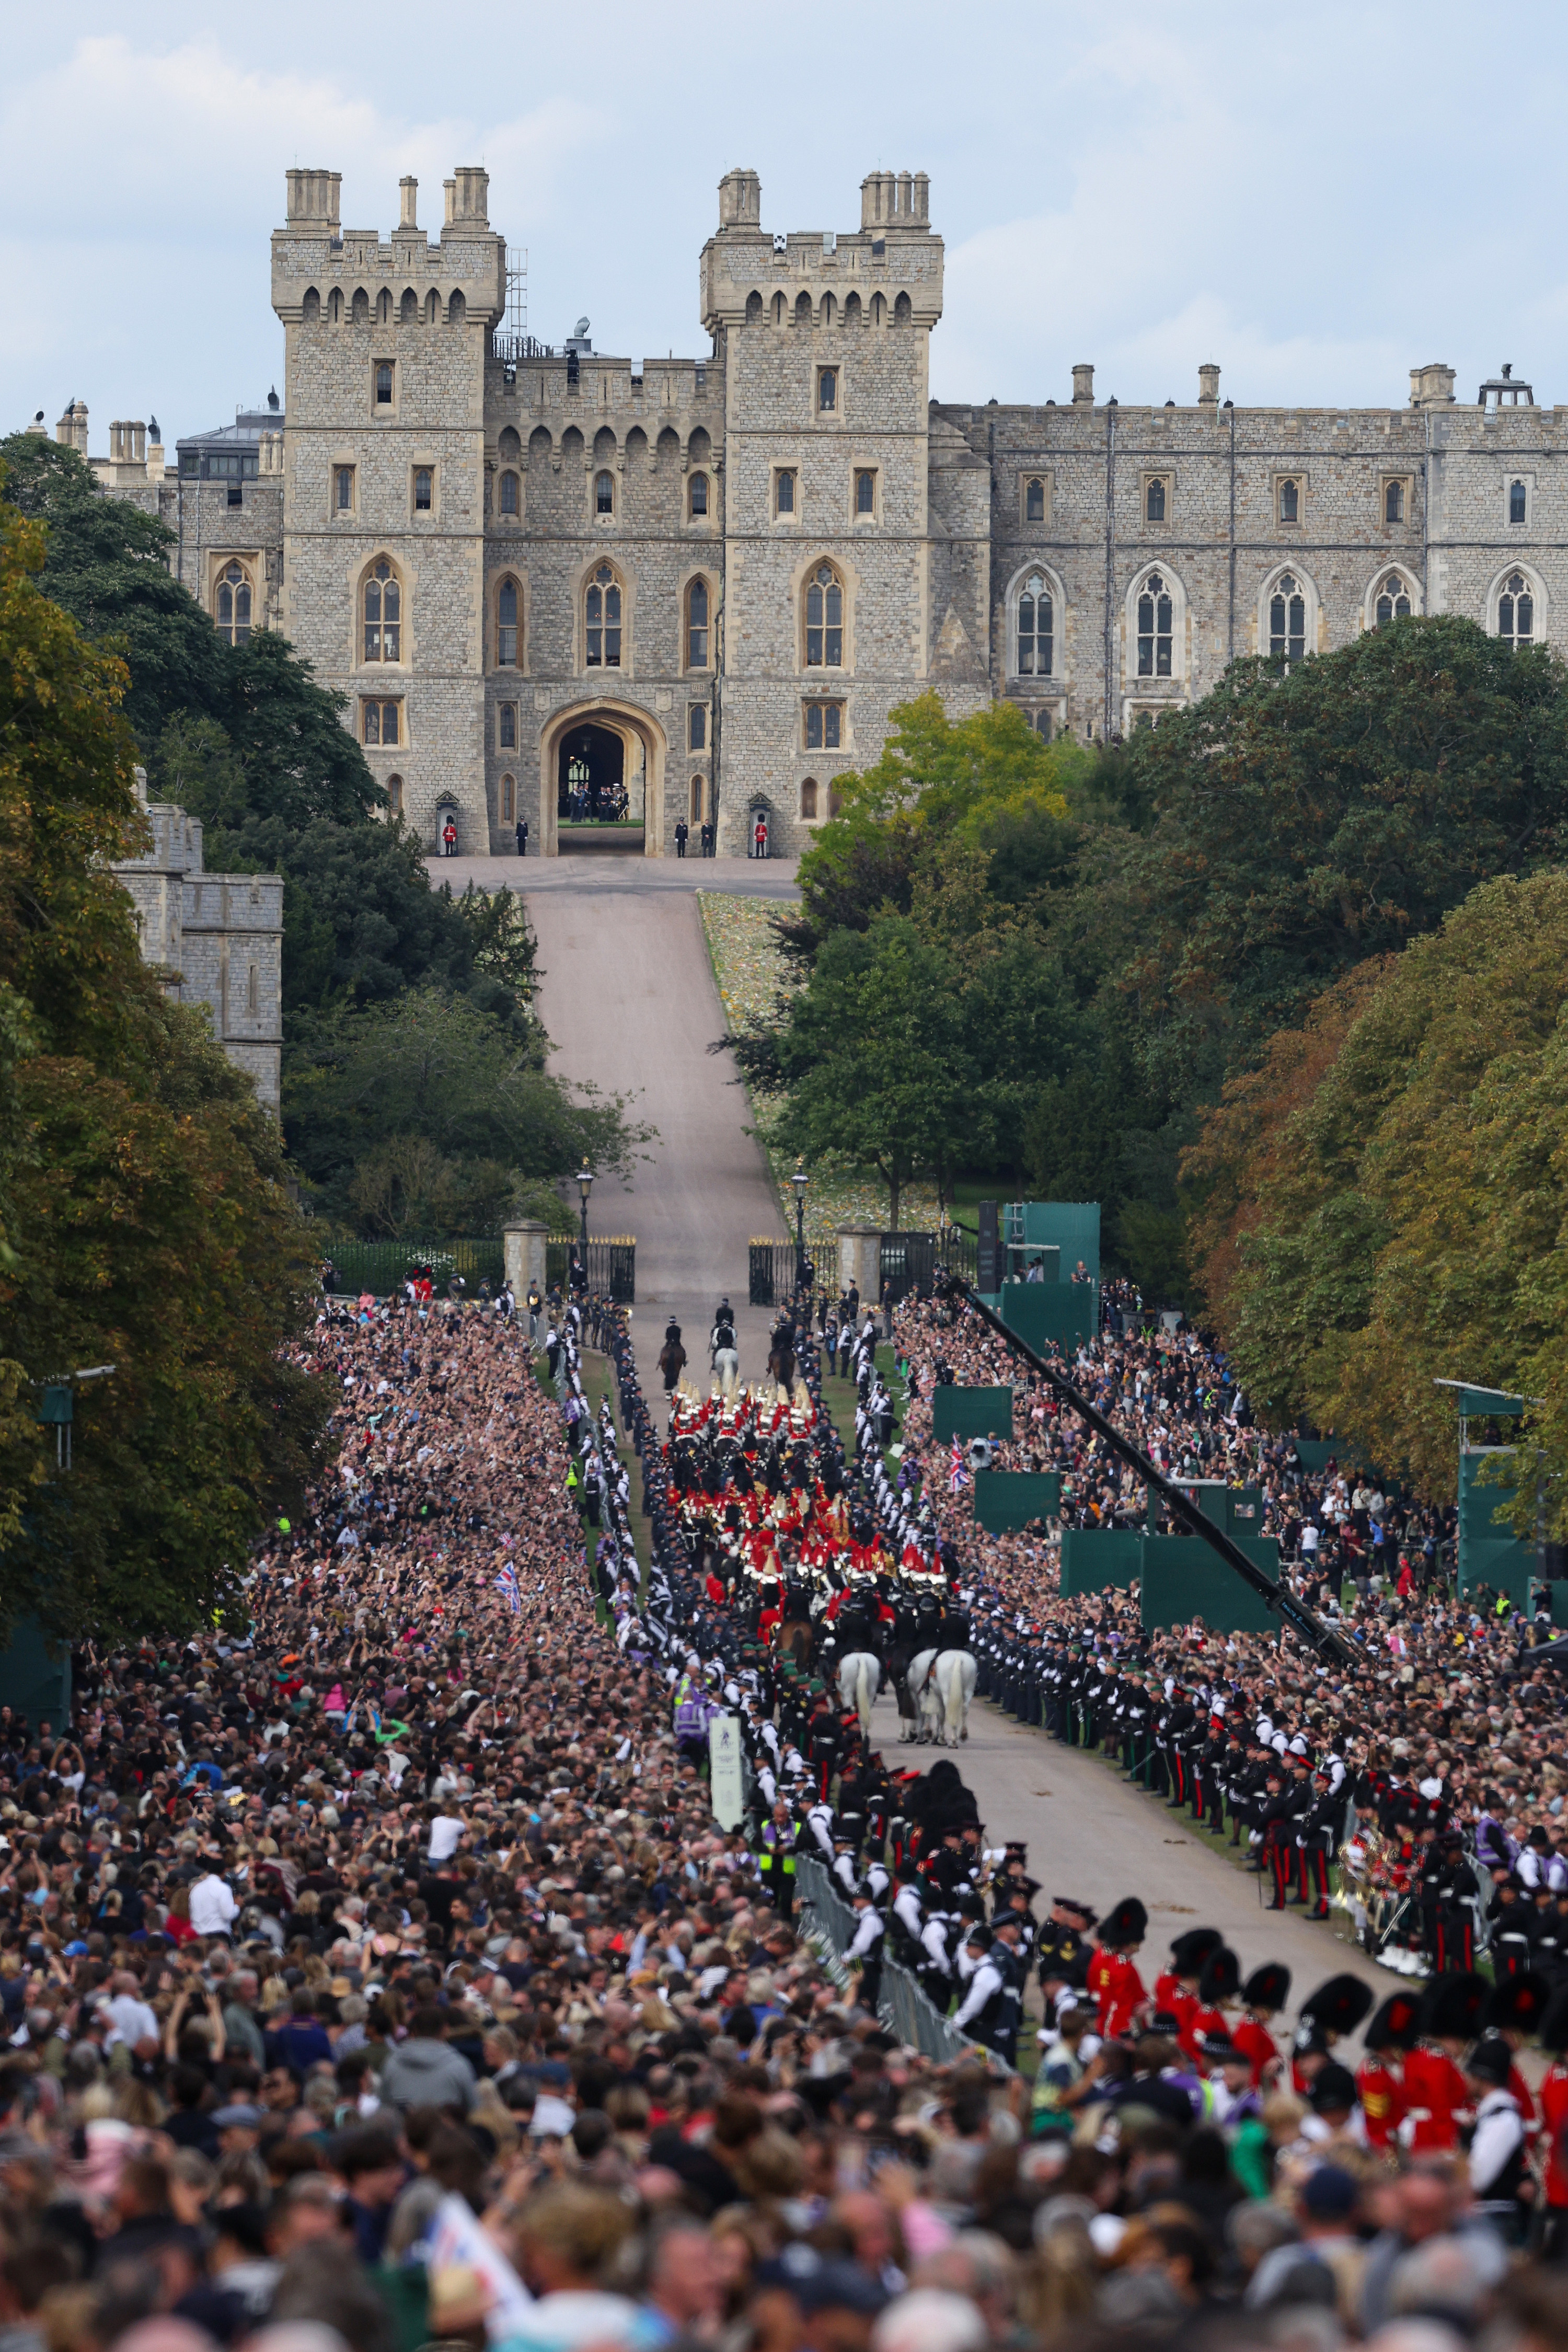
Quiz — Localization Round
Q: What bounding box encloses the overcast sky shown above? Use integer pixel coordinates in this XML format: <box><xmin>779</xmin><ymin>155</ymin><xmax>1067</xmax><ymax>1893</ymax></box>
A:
<box><xmin>4</xmin><ymin>0</ymin><xmax>1565</xmax><ymax>452</ymax></box>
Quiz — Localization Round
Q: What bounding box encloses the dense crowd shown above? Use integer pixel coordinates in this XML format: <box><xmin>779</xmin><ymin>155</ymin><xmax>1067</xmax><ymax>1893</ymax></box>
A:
<box><xmin>0</xmin><ymin>1277</ymin><xmax>1565</xmax><ymax>2352</ymax></box>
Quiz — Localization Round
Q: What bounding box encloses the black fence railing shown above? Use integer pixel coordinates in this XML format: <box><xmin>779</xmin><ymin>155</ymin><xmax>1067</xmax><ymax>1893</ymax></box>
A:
<box><xmin>546</xmin><ymin>1237</ymin><xmax>636</xmax><ymax>1302</ymax></box>
<box><xmin>878</xmin><ymin>1228</ymin><xmax>977</xmax><ymax>1304</ymax></box>
<box><xmin>749</xmin><ymin>1239</ymin><xmax>815</xmax><ymax>1307</ymax></box>
<box><xmin>320</xmin><ymin>1237</ymin><xmax>504</xmax><ymax>1297</ymax></box>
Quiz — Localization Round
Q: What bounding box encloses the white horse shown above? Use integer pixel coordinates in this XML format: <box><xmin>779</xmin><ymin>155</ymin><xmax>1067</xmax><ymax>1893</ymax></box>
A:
<box><xmin>836</xmin><ymin>1650</ymin><xmax>882</xmax><ymax>1737</ymax></box>
<box><xmin>908</xmin><ymin>1647</ymin><xmax>977</xmax><ymax>1745</ymax></box>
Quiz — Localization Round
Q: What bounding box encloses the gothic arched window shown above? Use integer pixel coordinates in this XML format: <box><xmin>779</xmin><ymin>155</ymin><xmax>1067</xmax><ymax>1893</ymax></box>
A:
<box><xmin>499</xmin><ymin>470</ymin><xmax>519</xmax><ymax>516</ymax></box>
<box><xmin>363</xmin><ymin>558</ymin><xmax>401</xmax><ymax>662</ymax></box>
<box><xmin>1498</xmin><ymin>571</ymin><xmax>1534</xmax><ymax>649</ymax></box>
<box><xmin>804</xmin><ymin>563</ymin><xmax>843</xmax><ymax>667</ymax></box>
<box><xmin>585</xmin><ymin>563</ymin><xmax>622</xmax><ymax>667</ymax></box>
<box><xmin>214</xmin><ymin>560</ymin><xmax>252</xmax><ymax>647</ymax></box>
<box><xmin>595</xmin><ymin>470</ymin><xmax>615</xmax><ymax>516</ymax></box>
<box><xmin>1270</xmin><ymin>574</ymin><xmax>1306</xmax><ymax>662</ymax></box>
<box><xmin>1017</xmin><ymin>572</ymin><xmax>1053</xmax><ymax>677</ymax></box>
<box><xmin>1374</xmin><ymin>572</ymin><xmax>1411</xmax><ymax>627</ymax></box>
<box><xmin>1146</xmin><ymin>477</ymin><xmax>1167</xmax><ymax>523</ymax></box>
<box><xmin>1137</xmin><ymin>573</ymin><xmax>1172</xmax><ymax>676</ymax></box>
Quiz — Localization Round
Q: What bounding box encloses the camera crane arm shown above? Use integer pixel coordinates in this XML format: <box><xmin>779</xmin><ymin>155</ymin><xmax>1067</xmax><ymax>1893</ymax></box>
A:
<box><xmin>937</xmin><ymin>1274</ymin><xmax>1358</xmax><ymax>1669</ymax></box>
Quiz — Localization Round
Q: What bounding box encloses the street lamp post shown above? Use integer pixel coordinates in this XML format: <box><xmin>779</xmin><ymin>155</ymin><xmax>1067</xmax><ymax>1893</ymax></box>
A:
<box><xmin>577</xmin><ymin>1166</ymin><xmax>595</xmax><ymax>1253</ymax></box>
<box><xmin>791</xmin><ymin>1167</ymin><xmax>810</xmax><ymax>1295</ymax></box>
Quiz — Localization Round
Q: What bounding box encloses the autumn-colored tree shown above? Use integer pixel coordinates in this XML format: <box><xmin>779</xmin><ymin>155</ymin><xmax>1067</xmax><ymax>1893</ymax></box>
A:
<box><xmin>1214</xmin><ymin>871</ymin><xmax>1568</xmax><ymax>1522</ymax></box>
<box><xmin>1181</xmin><ymin>959</ymin><xmax>1391</xmax><ymax>1323</ymax></box>
<box><xmin>0</xmin><ymin>478</ymin><xmax>330</xmax><ymax>1640</ymax></box>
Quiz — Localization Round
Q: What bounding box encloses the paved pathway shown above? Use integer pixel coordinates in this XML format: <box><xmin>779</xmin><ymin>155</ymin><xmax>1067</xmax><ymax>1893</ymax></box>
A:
<box><xmin>431</xmin><ymin>848</ymin><xmax>1378</xmax><ymax>2002</ymax></box>
<box><xmin>869</xmin><ymin>1686</ymin><xmax>1388</xmax><ymax>2017</ymax></box>
<box><xmin>521</xmin><ymin>857</ymin><xmax>797</xmax><ymax>1380</ymax></box>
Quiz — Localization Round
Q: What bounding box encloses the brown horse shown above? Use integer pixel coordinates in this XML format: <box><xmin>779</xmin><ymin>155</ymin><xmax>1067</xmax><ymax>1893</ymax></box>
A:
<box><xmin>777</xmin><ymin>1618</ymin><xmax>812</xmax><ymax>1668</ymax></box>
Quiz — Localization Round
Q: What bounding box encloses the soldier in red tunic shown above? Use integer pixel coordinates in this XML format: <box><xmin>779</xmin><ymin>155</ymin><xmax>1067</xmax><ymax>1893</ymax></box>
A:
<box><xmin>1483</xmin><ymin>1970</ymin><xmax>1550</xmax><ymax>2150</ymax></box>
<box><xmin>1357</xmin><ymin>1989</ymin><xmax>1421</xmax><ymax>2152</ymax></box>
<box><xmin>1087</xmin><ymin>1896</ymin><xmax>1148</xmax><ymax>2039</ymax></box>
<box><xmin>1232</xmin><ymin>1961</ymin><xmax>1292</xmax><ymax>2089</ymax></box>
<box><xmin>1152</xmin><ymin>1927</ymin><xmax>1223</xmax><ymax>2058</ymax></box>
<box><xmin>1538</xmin><ymin>1980</ymin><xmax>1568</xmax><ymax>2261</ymax></box>
<box><xmin>1402</xmin><ymin>1970</ymin><xmax>1485</xmax><ymax>2153</ymax></box>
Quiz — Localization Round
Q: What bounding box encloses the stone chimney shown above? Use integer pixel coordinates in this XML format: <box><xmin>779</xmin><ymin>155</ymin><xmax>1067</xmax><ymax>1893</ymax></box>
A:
<box><xmin>1410</xmin><ymin>362</ymin><xmax>1457</xmax><ymax>409</ymax></box>
<box><xmin>449</xmin><ymin>167</ymin><xmax>489</xmax><ymax>226</ymax></box>
<box><xmin>718</xmin><ymin>168</ymin><xmax>762</xmax><ymax>229</ymax></box>
<box><xmin>55</xmin><ymin>400</ymin><xmax>88</xmax><ymax>454</ymax></box>
<box><xmin>1071</xmin><ymin>363</ymin><xmax>1094</xmax><ymax>405</ymax></box>
<box><xmin>398</xmin><ymin>176</ymin><xmax>418</xmax><ymax>231</ymax></box>
<box><xmin>1198</xmin><ymin>362</ymin><xmax>1220</xmax><ymax>406</ymax></box>
<box><xmin>284</xmin><ymin>169</ymin><xmax>341</xmax><ymax>226</ymax></box>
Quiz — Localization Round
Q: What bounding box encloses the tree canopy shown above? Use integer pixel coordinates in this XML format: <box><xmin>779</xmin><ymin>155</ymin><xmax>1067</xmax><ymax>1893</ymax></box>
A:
<box><xmin>1195</xmin><ymin>870</ymin><xmax>1568</xmax><ymax>1524</ymax></box>
<box><xmin>0</xmin><ymin>474</ymin><xmax>330</xmax><ymax>1641</ymax></box>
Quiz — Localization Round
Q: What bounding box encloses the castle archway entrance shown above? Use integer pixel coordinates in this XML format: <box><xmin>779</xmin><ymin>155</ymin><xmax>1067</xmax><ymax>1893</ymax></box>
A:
<box><xmin>539</xmin><ymin>701</ymin><xmax>666</xmax><ymax>857</ymax></box>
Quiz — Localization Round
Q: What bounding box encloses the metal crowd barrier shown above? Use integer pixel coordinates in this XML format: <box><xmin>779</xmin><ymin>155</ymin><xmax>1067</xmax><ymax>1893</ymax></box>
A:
<box><xmin>793</xmin><ymin>1857</ymin><xmax>1008</xmax><ymax>2072</ymax></box>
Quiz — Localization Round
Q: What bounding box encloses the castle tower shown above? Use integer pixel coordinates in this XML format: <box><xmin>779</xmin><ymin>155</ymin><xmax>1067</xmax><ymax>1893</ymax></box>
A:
<box><xmin>270</xmin><ymin>167</ymin><xmax>505</xmax><ymax>855</ymax></box>
<box><xmin>700</xmin><ymin>167</ymin><xmax>986</xmax><ymax>854</ymax></box>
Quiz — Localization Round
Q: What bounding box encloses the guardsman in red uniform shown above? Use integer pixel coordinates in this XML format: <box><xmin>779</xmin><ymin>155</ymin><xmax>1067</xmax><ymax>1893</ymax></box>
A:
<box><xmin>1357</xmin><ymin>1990</ymin><xmax>1420</xmax><ymax>2153</ymax></box>
<box><xmin>1232</xmin><ymin>1962</ymin><xmax>1292</xmax><ymax>2089</ymax></box>
<box><xmin>1402</xmin><ymin>1970</ymin><xmax>1485</xmax><ymax>2152</ymax></box>
<box><xmin>1154</xmin><ymin>1928</ymin><xmax>1223</xmax><ymax>2058</ymax></box>
<box><xmin>1088</xmin><ymin>1896</ymin><xmax>1148</xmax><ymax>2039</ymax></box>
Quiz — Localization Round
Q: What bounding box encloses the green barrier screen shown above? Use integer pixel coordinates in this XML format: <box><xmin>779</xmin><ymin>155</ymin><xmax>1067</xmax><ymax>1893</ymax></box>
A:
<box><xmin>1458</xmin><ymin>1452</ymin><xmax>1532</xmax><ymax>1602</ymax></box>
<box><xmin>1138</xmin><ymin>1535</ymin><xmax>1283</xmax><ymax>1634</ymax></box>
<box><xmin>998</xmin><ymin>1284</ymin><xmax>1099</xmax><ymax>1356</ymax></box>
<box><xmin>0</xmin><ymin>1621</ymin><xmax>72</xmax><ymax>1730</ymax></box>
<box><xmin>974</xmin><ymin>1471</ymin><xmax>1060</xmax><ymax>1532</ymax></box>
<box><xmin>931</xmin><ymin>1387</ymin><xmax>1014</xmax><ymax>1445</ymax></box>
<box><xmin>1059</xmin><ymin>1528</ymin><xmax>1143</xmax><ymax>1596</ymax></box>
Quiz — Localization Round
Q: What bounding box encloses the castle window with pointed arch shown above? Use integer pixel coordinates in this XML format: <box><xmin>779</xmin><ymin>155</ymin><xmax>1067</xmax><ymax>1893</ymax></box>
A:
<box><xmin>585</xmin><ymin>563</ymin><xmax>623</xmax><ymax>667</ymax></box>
<box><xmin>362</xmin><ymin>558</ymin><xmax>402</xmax><ymax>663</ymax></box>
<box><xmin>1497</xmin><ymin>571</ymin><xmax>1535</xmax><ymax>649</ymax></box>
<box><xmin>804</xmin><ymin>562</ymin><xmax>844</xmax><ymax>667</ymax></box>
<box><xmin>214</xmin><ymin>560</ymin><xmax>253</xmax><ymax>647</ymax></box>
<box><xmin>1016</xmin><ymin>571</ymin><xmax>1054</xmax><ymax>677</ymax></box>
<box><xmin>1270</xmin><ymin>573</ymin><xmax>1306</xmax><ymax>663</ymax></box>
<box><xmin>499</xmin><ymin>470</ymin><xmax>520</xmax><ymax>516</ymax></box>
<box><xmin>1137</xmin><ymin>573</ymin><xmax>1173</xmax><ymax>676</ymax></box>
<box><xmin>1374</xmin><ymin>571</ymin><xmax>1412</xmax><ymax>626</ymax></box>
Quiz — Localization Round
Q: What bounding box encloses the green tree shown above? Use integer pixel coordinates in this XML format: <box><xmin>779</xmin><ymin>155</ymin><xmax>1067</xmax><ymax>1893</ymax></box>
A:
<box><xmin>0</xmin><ymin>474</ymin><xmax>330</xmax><ymax>1640</ymax></box>
<box><xmin>769</xmin><ymin>917</ymin><xmax>976</xmax><ymax>1228</ymax></box>
<box><xmin>285</xmin><ymin>987</ymin><xmax>649</xmax><ymax>1237</ymax></box>
<box><xmin>1214</xmin><ymin>871</ymin><xmax>1568</xmax><ymax>1520</ymax></box>
<box><xmin>1111</xmin><ymin>617</ymin><xmax>1568</xmax><ymax>1106</ymax></box>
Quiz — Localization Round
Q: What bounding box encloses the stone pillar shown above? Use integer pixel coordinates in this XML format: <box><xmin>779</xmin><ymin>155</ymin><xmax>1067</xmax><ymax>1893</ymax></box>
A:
<box><xmin>1197</xmin><ymin>362</ymin><xmax>1220</xmax><ymax>407</ymax></box>
<box><xmin>837</xmin><ymin>1225</ymin><xmax>883</xmax><ymax>1304</ymax></box>
<box><xmin>504</xmin><ymin>1219</ymin><xmax>550</xmax><ymax>1296</ymax></box>
<box><xmin>1071</xmin><ymin>363</ymin><xmax>1094</xmax><ymax>406</ymax></box>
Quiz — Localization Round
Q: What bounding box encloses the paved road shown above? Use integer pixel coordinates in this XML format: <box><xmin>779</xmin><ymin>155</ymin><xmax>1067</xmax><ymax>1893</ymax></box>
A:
<box><xmin>433</xmin><ymin>848</ymin><xmax>1380</xmax><ymax>2000</ymax></box>
<box><xmin>523</xmin><ymin>867</ymin><xmax>792</xmax><ymax>1380</ymax></box>
<box><xmin>870</xmin><ymin>1686</ymin><xmax>1388</xmax><ymax>2019</ymax></box>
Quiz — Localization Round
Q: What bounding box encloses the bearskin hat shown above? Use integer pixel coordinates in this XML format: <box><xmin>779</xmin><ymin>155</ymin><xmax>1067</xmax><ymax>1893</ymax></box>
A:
<box><xmin>1198</xmin><ymin>1946</ymin><xmax>1241</xmax><ymax>2006</ymax></box>
<box><xmin>1242</xmin><ymin>1962</ymin><xmax>1292</xmax><ymax>2015</ymax></box>
<box><xmin>1364</xmin><ymin>1990</ymin><xmax>1422</xmax><ymax>2054</ymax></box>
<box><xmin>1419</xmin><ymin>1970</ymin><xmax>1488</xmax><ymax>2043</ymax></box>
<box><xmin>1298</xmin><ymin>1974</ymin><xmax>1375</xmax><ymax>2040</ymax></box>
<box><xmin>1483</xmin><ymin>1971</ymin><xmax>1550</xmax><ymax>2038</ymax></box>
<box><xmin>1169</xmin><ymin>1928</ymin><xmax>1225</xmax><ymax>1976</ymax></box>
<box><xmin>1099</xmin><ymin>1897</ymin><xmax>1149</xmax><ymax>1950</ymax></box>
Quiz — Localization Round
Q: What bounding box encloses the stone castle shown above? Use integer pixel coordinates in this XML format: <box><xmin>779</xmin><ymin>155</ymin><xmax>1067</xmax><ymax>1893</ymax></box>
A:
<box><xmin>57</xmin><ymin>164</ymin><xmax>1568</xmax><ymax>859</ymax></box>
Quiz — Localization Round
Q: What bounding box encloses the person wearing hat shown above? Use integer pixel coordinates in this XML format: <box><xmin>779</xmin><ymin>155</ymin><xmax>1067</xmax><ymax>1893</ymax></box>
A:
<box><xmin>1465</xmin><ymin>2035</ymin><xmax>1529</xmax><ymax>2243</ymax></box>
<box><xmin>1357</xmin><ymin>1992</ymin><xmax>1419</xmax><ymax>2153</ymax></box>
<box><xmin>1537</xmin><ymin>1981</ymin><xmax>1568</xmax><ymax>2259</ymax></box>
<box><xmin>1154</xmin><ymin>1929</ymin><xmax>1222</xmax><ymax>2055</ymax></box>
<box><xmin>1233</xmin><ymin>1964</ymin><xmax>1290</xmax><ymax>2090</ymax></box>
<box><xmin>1402</xmin><ymin>1975</ymin><xmax>1482</xmax><ymax>2154</ymax></box>
<box><xmin>1087</xmin><ymin>1898</ymin><xmax>1147</xmax><ymax>2041</ymax></box>
<box><xmin>953</xmin><ymin>1915</ymin><xmax>1025</xmax><ymax>2067</ymax></box>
